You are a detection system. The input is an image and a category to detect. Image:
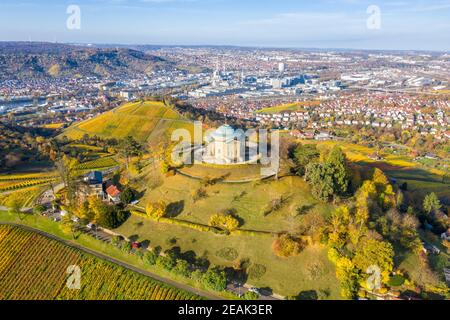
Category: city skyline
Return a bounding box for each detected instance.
[0,0,449,51]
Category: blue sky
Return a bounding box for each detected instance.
[0,0,449,51]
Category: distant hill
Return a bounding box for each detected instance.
[61,101,195,145]
[0,42,174,80]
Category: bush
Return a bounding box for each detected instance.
[209,213,240,231]
[216,247,238,261]
[272,234,303,257]
[143,250,158,265]
[173,259,191,277]
[247,264,266,280]
[156,254,176,271]
[120,241,132,254]
[243,291,259,300]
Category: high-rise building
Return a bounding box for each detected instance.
[278,62,285,73]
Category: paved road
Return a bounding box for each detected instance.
[0,222,222,300]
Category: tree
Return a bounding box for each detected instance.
[60,215,79,239]
[325,146,350,195]
[55,155,79,207]
[372,168,390,192]
[201,267,227,291]
[146,200,167,220]
[143,250,158,265]
[305,162,334,201]
[173,259,191,277]
[423,192,441,215]
[8,198,23,221]
[335,256,359,299]
[272,234,303,257]
[209,213,239,231]
[119,187,134,204]
[33,204,46,215]
[293,143,319,176]
[353,239,394,284]
[118,136,143,171]
[328,206,351,248]
[88,196,129,228]
[156,254,176,271]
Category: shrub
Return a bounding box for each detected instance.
[143,250,158,265]
[272,234,303,257]
[243,291,259,300]
[216,247,238,261]
[209,213,240,231]
[247,264,266,280]
[173,259,191,277]
[156,255,176,271]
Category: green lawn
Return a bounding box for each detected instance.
[121,167,340,298]
[114,214,341,298]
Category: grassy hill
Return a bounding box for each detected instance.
[62,101,195,145]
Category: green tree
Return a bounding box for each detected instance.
[293,143,319,176]
[143,250,158,265]
[156,254,176,271]
[423,192,441,215]
[119,187,134,204]
[201,267,227,291]
[173,259,191,277]
[325,146,350,195]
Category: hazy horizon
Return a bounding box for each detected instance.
[0,0,449,52]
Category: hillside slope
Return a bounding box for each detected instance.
[0,42,173,80]
[0,224,201,300]
[61,101,195,145]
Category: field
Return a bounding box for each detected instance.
[256,101,321,114]
[62,101,194,145]
[0,224,201,300]
[117,166,340,298]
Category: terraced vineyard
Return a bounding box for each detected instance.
[61,100,194,144]
[75,156,119,171]
[0,172,58,192]
[0,225,202,300]
[0,187,45,208]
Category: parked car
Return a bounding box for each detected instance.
[86,223,97,230]
[248,287,261,294]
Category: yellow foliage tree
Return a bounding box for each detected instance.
[146,200,167,220]
[209,213,239,231]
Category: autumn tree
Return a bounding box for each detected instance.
[423,192,441,215]
[353,239,394,284]
[209,213,239,231]
[146,200,167,220]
